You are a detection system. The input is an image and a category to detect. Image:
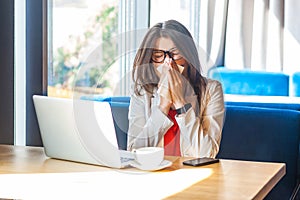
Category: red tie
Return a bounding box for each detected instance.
[164,109,181,156]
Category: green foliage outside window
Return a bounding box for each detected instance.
[50,4,118,94]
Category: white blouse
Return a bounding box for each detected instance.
[127,78,225,158]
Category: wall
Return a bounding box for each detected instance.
[26,0,44,146]
[0,0,14,144]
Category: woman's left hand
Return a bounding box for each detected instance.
[167,60,186,109]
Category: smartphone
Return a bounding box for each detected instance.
[183,157,219,167]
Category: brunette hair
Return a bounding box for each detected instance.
[132,19,207,105]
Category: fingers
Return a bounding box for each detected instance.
[167,67,183,95]
[168,67,181,86]
[165,61,188,105]
[159,95,172,115]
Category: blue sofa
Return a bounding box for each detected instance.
[208,67,289,96]
[217,105,300,199]
[88,96,300,199]
[292,72,300,97]
[225,101,300,111]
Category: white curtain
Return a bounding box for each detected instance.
[284,0,300,74]
[198,0,228,75]
[199,0,300,75]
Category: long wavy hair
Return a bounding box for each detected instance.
[132,19,207,105]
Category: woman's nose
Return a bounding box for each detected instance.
[164,54,172,62]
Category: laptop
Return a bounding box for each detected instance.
[32,95,134,169]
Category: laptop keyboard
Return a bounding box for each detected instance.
[121,157,134,163]
[119,150,134,164]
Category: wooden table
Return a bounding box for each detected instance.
[0,145,285,200]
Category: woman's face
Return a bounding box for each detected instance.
[151,37,187,69]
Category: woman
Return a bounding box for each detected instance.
[127,19,225,158]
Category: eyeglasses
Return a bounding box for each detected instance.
[151,48,183,63]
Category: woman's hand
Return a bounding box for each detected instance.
[168,60,186,109]
[159,95,172,115]
[157,62,172,115]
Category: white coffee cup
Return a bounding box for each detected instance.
[132,147,164,168]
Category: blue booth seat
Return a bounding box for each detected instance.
[209,67,289,96]
[217,105,300,199]
[110,102,130,150]
[292,72,300,97]
[81,95,130,103]
[225,101,300,111]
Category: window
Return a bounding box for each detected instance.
[150,0,200,43]
[47,0,198,99]
[48,0,119,98]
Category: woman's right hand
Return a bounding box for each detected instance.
[159,95,172,115]
[167,60,187,109]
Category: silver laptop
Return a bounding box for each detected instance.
[32,95,134,168]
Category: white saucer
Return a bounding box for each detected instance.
[130,160,172,171]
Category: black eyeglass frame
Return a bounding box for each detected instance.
[151,48,183,63]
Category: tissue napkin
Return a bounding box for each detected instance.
[157,63,172,101]
[156,63,185,102]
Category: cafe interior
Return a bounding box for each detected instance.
[1,0,300,199]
